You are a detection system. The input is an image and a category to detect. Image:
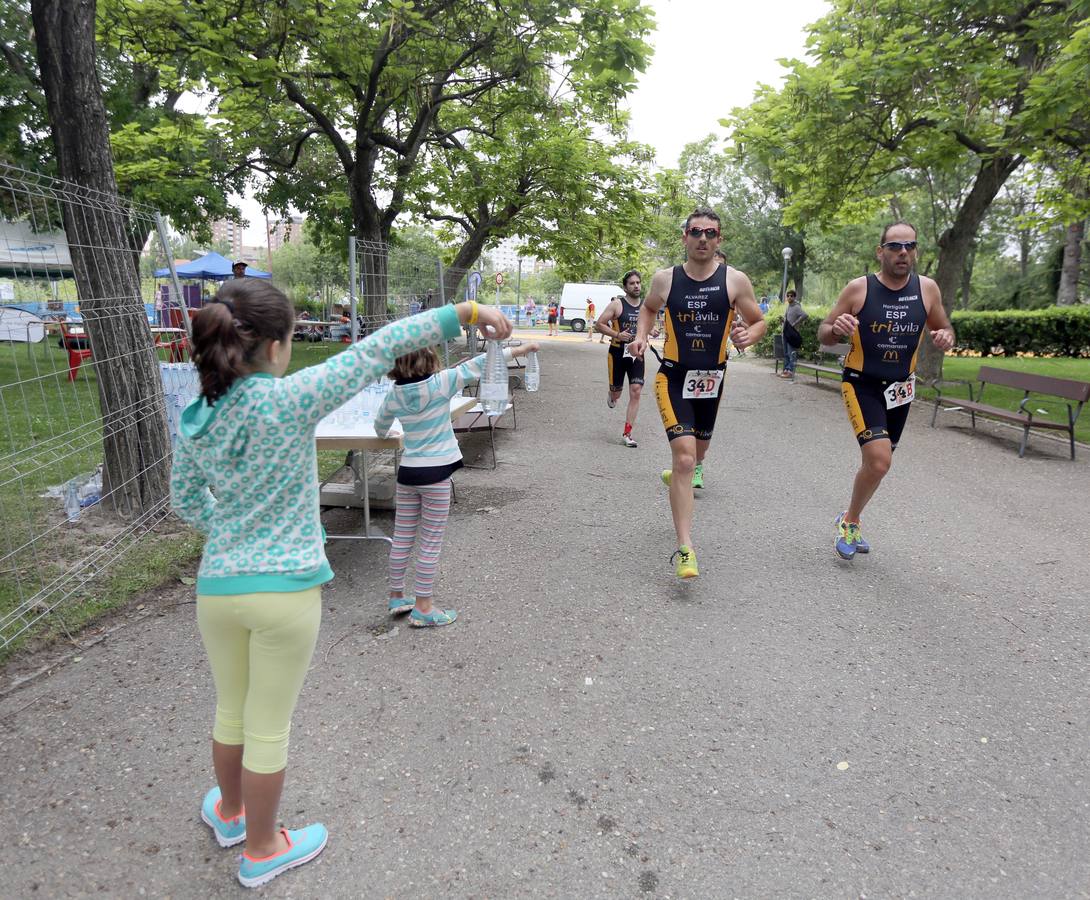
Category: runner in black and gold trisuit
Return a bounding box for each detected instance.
[628,207,765,579]
[595,271,651,447]
[818,221,955,560]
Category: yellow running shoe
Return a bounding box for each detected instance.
[671,545,698,579]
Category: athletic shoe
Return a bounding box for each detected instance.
[200,786,246,848]
[661,469,672,486]
[237,824,328,889]
[692,462,704,489]
[835,512,870,553]
[607,393,616,409]
[834,517,861,561]
[622,434,637,448]
[410,607,457,627]
[671,546,699,579]
[387,595,414,614]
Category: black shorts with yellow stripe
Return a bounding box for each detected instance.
[841,368,911,449]
[607,344,644,391]
[654,363,724,442]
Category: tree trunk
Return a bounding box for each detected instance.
[959,243,976,310]
[918,154,1023,381]
[1056,219,1085,306]
[444,228,494,302]
[31,0,171,519]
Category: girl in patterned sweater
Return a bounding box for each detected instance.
[171,279,510,888]
[376,340,539,626]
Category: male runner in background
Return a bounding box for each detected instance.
[629,208,765,578]
[817,221,954,560]
[596,270,649,447]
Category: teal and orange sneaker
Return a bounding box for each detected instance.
[238,824,328,889]
[200,786,246,848]
[835,512,870,554]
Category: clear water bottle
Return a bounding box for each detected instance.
[524,351,540,392]
[479,340,509,414]
[64,479,81,523]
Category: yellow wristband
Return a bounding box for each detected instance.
[468,301,479,325]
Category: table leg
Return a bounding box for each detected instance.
[321,449,392,544]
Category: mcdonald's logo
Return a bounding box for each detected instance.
[882,350,899,361]
[692,338,705,350]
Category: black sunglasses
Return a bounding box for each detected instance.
[686,227,720,239]
[881,240,918,252]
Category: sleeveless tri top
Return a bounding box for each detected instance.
[609,297,643,349]
[842,273,928,381]
[661,263,733,370]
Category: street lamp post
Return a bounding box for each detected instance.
[780,246,793,302]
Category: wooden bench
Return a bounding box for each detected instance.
[792,343,849,384]
[930,365,1090,459]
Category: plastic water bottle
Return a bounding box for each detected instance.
[479,340,509,414]
[64,479,81,523]
[524,351,540,392]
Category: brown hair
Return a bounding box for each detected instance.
[389,347,441,381]
[684,206,722,231]
[191,278,295,404]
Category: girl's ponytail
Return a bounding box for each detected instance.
[191,279,294,403]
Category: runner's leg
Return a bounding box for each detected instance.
[845,439,891,521]
[668,435,697,548]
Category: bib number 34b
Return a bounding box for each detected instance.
[883,374,915,409]
[683,369,723,399]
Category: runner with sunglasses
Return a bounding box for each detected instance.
[817,221,954,560]
[596,270,650,447]
[628,207,765,579]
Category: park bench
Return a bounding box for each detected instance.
[793,342,849,383]
[930,365,1090,459]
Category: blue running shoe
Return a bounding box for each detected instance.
[238,824,328,889]
[835,512,870,554]
[834,516,859,561]
[388,595,414,614]
[200,786,246,848]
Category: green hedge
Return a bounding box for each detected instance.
[949,306,1090,357]
[752,305,1090,359]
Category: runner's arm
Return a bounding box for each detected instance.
[728,269,766,349]
[922,277,955,351]
[594,300,622,339]
[817,278,865,345]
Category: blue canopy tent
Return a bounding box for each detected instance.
[154,251,271,280]
[153,252,271,325]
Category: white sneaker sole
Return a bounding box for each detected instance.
[238,833,328,888]
[201,809,246,848]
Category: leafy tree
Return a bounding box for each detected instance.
[115,0,654,320]
[730,0,1090,376]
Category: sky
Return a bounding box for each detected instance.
[240,0,829,242]
[625,0,829,167]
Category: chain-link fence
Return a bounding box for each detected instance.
[0,163,182,651]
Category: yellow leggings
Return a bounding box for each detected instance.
[196,587,322,774]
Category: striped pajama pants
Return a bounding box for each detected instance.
[388,479,452,597]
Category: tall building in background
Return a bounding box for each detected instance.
[268,215,305,252]
[488,235,547,274]
[210,218,244,258]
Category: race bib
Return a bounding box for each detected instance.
[623,341,637,359]
[883,375,915,409]
[682,369,723,399]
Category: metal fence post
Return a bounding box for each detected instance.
[348,236,358,342]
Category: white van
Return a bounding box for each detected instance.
[558,282,623,333]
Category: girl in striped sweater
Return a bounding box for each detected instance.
[375,339,540,626]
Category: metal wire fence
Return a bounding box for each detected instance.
[0,163,182,651]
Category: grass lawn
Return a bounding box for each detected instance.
[917,356,1090,445]
[0,336,389,661]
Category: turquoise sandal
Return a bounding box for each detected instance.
[409,607,457,627]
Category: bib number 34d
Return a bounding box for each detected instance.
[682,370,723,399]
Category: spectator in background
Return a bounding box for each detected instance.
[759,295,770,314]
[585,299,596,341]
[546,300,559,336]
[525,298,537,328]
[232,261,247,279]
[780,289,807,379]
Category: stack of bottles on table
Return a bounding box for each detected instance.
[324,377,394,427]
